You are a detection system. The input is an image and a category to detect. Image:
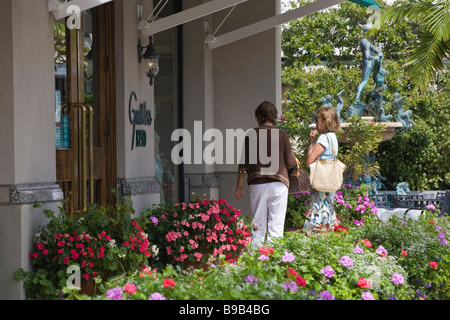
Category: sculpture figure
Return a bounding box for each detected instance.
[372,56,387,92]
[355,24,384,104]
[393,93,415,129]
[335,90,345,121]
[396,182,410,195]
[370,90,393,122]
[321,94,333,107]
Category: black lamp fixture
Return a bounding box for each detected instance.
[138,35,160,86]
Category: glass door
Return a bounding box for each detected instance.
[55,4,116,215]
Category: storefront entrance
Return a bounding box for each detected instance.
[55,3,116,214]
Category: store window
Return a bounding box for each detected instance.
[153,1,183,203]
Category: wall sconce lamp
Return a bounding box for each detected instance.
[138,35,160,86]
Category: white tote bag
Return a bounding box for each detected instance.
[309,134,346,192]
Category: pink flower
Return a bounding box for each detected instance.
[429,261,438,269]
[189,239,199,249]
[214,222,224,231]
[194,252,203,262]
[320,266,335,278]
[124,283,137,294]
[392,273,404,285]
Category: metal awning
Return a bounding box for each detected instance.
[49,0,114,20]
[139,0,248,38]
[49,0,380,48]
[207,0,349,49]
[138,0,381,49]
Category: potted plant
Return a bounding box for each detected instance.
[15,194,152,299]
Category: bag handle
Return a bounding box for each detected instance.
[292,157,301,177]
[324,133,337,161]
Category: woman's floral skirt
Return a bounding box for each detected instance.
[303,189,337,234]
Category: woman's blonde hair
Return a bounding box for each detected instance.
[316,106,341,132]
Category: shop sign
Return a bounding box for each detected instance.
[129,91,152,150]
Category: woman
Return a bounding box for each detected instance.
[304,106,341,234]
[235,101,297,245]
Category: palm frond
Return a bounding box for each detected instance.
[425,0,450,41]
[405,31,450,88]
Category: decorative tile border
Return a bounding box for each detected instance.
[117,177,161,196]
[9,183,64,204]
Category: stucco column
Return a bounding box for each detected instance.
[0,0,63,300]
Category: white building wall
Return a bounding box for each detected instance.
[0,0,60,300]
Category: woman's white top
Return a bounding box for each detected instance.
[316,132,338,160]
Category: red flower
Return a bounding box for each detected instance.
[296,276,307,287]
[286,267,306,287]
[429,261,438,269]
[163,278,176,288]
[258,246,274,255]
[287,267,298,277]
[334,225,348,233]
[357,278,372,289]
[363,239,372,248]
[124,283,137,294]
[400,250,408,257]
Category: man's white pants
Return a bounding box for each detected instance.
[249,182,288,245]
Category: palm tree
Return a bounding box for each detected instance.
[371,0,450,89]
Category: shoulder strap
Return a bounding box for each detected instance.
[325,133,337,157]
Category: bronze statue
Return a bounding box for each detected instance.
[355,24,383,104]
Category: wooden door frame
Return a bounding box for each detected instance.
[95,3,117,207]
[56,3,117,212]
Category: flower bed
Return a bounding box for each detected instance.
[18,192,450,301]
[82,199,449,301]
